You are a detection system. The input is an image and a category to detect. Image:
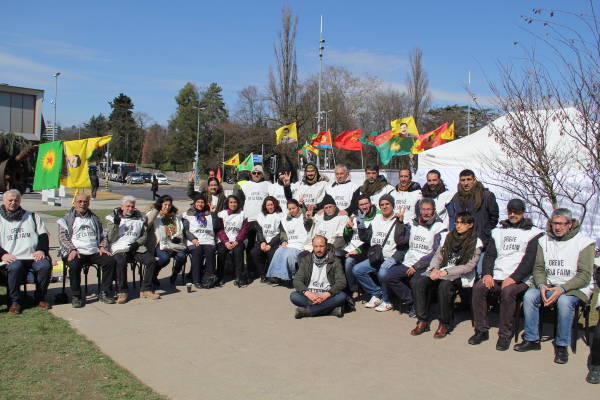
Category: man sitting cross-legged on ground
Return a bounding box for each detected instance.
[291,236,347,319]
[0,189,53,313]
[106,195,160,303]
[468,199,543,350]
[381,197,446,316]
[514,208,595,365]
[58,193,117,308]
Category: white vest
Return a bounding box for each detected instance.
[438,231,483,288]
[390,189,422,222]
[369,214,397,258]
[242,181,270,221]
[307,263,331,292]
[490,225,543,280]
[296,180,328,206]
[327,181,358,210]
[71,216,100,255]
[281,214,310,251]
[256,212,282,243]
[431,190,455,228]
[313,213,349,244]
[344,216,374,252]
[539,231,595,297]
[370,184,395,209]
[106,215,145,253]
[182,213,216,246]
[403,220,447,268]
[0,212,47,261]
[218,210,246,243]
[268,182,299,211]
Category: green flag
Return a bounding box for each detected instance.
[376,136,414,165]
[359,130,378,147]
[236,153,254,171]
[33,141,63,190]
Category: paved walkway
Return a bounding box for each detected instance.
[23,204,599,400]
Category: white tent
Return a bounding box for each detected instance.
[415,108,599,242]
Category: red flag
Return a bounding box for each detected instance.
[412,123,449,154]
[311,131,333,148]
[372,130,395,146]
[216,167,222,182]
[334,129,363,151]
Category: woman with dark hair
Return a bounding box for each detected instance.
[216,195,249,287]
[410,211,484,339]
[182,194,220,289]
[251,196,283,283]
[266,199,311,284]
[203,177,227,212]
[146,195,187,286]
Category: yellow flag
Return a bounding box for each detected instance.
[390,116,419,136]
[275,122,298,145]
[61,135,112,188]
[224,153,240,167]
[440,122,455,140]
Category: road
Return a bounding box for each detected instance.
[101,180,189,201]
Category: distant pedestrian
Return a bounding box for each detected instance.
[90,171,100,199]
[151,175,159,200]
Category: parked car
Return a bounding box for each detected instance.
[141,172,152,183]
[155,173,169,185]
[126,172,145,184]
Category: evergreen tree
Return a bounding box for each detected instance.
[108,94,139,162]
[166,83,200,169]
[199,82,229,163]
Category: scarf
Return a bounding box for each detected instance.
[396,181,419,192]
[312,252,328,268]
[0,205,25,221]
[456,180,484,211]
[323,208,339,221]
[359,176,389,197]
[160,212,177,237]
[421,182,447,199]
[194,210,208,227]
[439,227,477,268]
[499,217,533,230]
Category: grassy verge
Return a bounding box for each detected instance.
[0,288,167,400]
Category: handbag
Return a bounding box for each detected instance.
[367,218,397,268]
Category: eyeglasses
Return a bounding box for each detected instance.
[251,172,262,175]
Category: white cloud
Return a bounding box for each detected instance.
[326,49,407,76]
[0,51,56,74]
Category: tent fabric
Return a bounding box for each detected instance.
[415,107,599,242]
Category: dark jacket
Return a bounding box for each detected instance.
[293,247,347,295]
[358,215,404,253]
[482,218,543,282]
[151,177,159,191]
[449,187,499,246]
[90,173,100,188]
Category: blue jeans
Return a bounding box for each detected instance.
[267,247,301,280]
[290,291,347,316]
[344,257,359,293]
[155,248,187,270]
[6,258,52,304]
[523,288,581,346]
[352,258,393,302]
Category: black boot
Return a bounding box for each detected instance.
[554,345,569,364]
[468,330,489,345]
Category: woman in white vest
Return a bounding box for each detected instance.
[515,208,595,365]
[268,167,298,212]
[182,194,220,289]
[216,195,249,287]
[147,195,187,287]
[266,199,311,284]
[251,196,283,283]
[411,211,483,339]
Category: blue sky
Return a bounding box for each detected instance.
[1,0,583,128]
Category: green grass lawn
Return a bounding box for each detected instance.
[0,288,167,400]
[40,209,113,228]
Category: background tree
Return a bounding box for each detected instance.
[141,124,168,167]
[199,82,229,168]
[406,47,431,126]
[108,93,139,162]
[166,83,200,170]
[421,105,499,139]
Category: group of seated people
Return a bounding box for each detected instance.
[1,161,599,383]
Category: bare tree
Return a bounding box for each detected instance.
[406,47,431,126]
[268,6,299,126]
[234,85,267,127]
[483,4,599,232]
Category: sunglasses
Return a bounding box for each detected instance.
[251,172,262,175]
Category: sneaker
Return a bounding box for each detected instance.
[554,345,569,364]
[330,306,344,318]
[140,291,161,300]
[364,296,382,308]
[586,365,600,384]
[71,296,84,308]
[496,336,511,351]
[99,292,116,304]
[116,293,128,304]
[468,330,489,345]
[374,302,393,312]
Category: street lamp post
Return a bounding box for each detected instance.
[194,106,206,181]
[52,72,61,141]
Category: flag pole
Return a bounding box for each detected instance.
[360,146,364,169]
[467,70,471,136]
[316,15,325,169]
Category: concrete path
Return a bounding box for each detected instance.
[22,203,599,400]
